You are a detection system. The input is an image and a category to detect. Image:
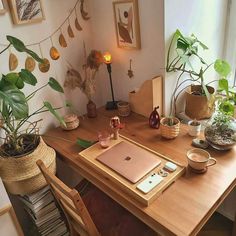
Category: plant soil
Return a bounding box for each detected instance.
[205,126,235,146]
[0,135,40,158]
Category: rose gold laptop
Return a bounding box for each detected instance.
[96,141,161,183]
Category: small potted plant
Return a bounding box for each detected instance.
[0,36,65,195]
[160,116,180,139]
[166,29,215,119]
[188,119,201,137]
[204,59,236,150]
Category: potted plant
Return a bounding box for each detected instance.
[204,59,236,150]
[160,116,180,139]
[166,29,215,119]
[188,119,201,137]
[0,36,65,195]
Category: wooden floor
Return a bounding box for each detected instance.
[198,212,234,236]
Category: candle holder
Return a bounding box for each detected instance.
[103,52,117,110]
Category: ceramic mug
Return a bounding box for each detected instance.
[186,148,216,170]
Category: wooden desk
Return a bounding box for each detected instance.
[44,108,236,236]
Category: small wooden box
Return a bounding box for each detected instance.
[78,135,185,206]
[129,76,163,117]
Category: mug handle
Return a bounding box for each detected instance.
[207,157,217,167]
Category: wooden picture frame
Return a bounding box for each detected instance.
[113,0,141,49]
[8,0,45,25]
[0,205,24,236]
[0,0,6,14]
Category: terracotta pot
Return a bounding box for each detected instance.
[87,100,97,118]
[0,138,56,195]
[185,85,214,120]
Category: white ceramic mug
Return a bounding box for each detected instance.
[186,148,216,170]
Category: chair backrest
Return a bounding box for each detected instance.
[36,160,100,236]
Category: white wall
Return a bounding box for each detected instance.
[0,0,96,133]
[164,0,228,115]
[90,0,165,108]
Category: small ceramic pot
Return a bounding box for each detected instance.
[188,120,201,137]
[117,101,131,117]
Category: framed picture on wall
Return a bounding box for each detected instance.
[113,0,141,49]
[0,0,7,14]
[8,0,45,25]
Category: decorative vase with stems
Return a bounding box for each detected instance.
[64,48,103,118]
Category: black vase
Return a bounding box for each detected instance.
[87,100,97,118]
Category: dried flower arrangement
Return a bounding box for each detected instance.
[64,45,103,101]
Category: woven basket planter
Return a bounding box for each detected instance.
[160,117,180,139]
[0,137,56,195]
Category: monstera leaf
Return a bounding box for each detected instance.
[0,88,28,119]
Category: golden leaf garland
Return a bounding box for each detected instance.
[50,46,60,60]
[59,33,67,48]
[25,56,36,72]
[38,58,50,73]
[9,53,18,71]
[67,25,75,38]
[75,18,83,31]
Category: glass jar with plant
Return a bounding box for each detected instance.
[166,29,215,120]
[204,59,236,150]
[0,36,65,195]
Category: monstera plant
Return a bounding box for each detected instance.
[0,36,65,195]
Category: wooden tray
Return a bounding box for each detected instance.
[78,135,185,206]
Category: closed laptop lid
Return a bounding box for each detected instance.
[96,141,161,183]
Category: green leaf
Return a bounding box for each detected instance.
[48,77,64,93]
[15,77,24,89]
[25,49,43,63]
[198,41,208,50]
[214,59,231,78]
[4,73,24,89]
[6,36,26,52]
[0,88,28,119]
[19,69,37,86]
[5,73,19,85]
[219,100,234,115]
[219,79,229,96]
[177,38,189,52]
[43,101,65,126]
[6,36,43,63]
[76,137,96,149]
[202,80,211,100]
[174,29,182,38]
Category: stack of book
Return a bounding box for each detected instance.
[19,186,69,236]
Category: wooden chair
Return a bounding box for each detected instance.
[37,160,156,236]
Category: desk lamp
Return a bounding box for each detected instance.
[103,52,117,110]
